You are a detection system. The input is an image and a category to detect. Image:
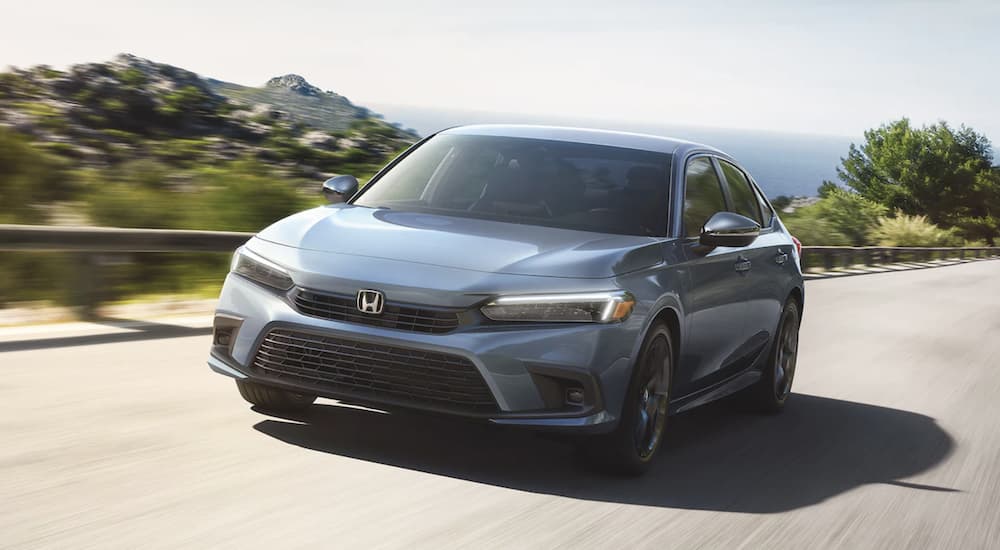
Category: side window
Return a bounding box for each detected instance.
[719,161,762,224]
[752,183,774,227]
[683,157,727,237]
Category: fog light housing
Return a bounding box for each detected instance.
[212,315,243,356]
[566,387,585,405]
[213,327,233,347]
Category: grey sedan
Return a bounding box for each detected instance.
[208,125,804,475]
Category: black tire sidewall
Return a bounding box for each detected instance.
[236,379,315,411]
[585,323,673,475]
[761,300,800,410]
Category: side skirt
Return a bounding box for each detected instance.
[668,346,768,415]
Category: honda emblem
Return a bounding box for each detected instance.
[356,289,385,314]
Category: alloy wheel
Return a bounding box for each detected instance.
[773,312,799,400]
[633,337,669,459]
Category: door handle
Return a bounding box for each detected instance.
[774,250,788,265]
[735,256,752,273]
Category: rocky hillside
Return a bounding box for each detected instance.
[0,53,418,181]
[208,73,382,133]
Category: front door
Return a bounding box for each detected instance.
[717,160,787,366]
[674,156,752,396]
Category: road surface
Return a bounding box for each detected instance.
[3,260,1000,549]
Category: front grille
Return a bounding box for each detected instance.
[252,328,498,413]
[293,288,461,334]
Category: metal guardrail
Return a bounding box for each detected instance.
[800,246,1000,271]
[0,225,252,318]
[0,224,252,252]
[1,224,998,316]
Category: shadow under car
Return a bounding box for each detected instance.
[252,392,956,513]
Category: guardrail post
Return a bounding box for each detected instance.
[69,253,100,320]
[824,251,834,271]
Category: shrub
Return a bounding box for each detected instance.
[83,160,184,228]
[780,188,886,245]
[101,98,128,113]
[118,67,147,87]
[185,159,310,232]
[782,214,851,246]
[869,213,962,247]
[157,85,212,119]
[0,128,67,223]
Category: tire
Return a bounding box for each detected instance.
[748,299,801,413]
[235,379,316,412]
[580,323,673,476]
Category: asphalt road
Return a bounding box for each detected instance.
[3,260,1000,549]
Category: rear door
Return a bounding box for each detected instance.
[675,156,751,395]
[717,159,788,362]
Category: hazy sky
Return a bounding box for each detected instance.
[3,0,998,139]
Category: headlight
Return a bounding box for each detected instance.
[481,291,635,323]
[230,247,293,291]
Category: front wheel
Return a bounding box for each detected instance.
[748,299,801,413]
[235,379,316,412]
[579,323,673,476]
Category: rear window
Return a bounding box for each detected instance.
[353,134,672,236]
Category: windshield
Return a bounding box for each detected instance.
[353,134,672,237]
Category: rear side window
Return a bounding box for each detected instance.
[683,157,727,237]
[719,160,762,224]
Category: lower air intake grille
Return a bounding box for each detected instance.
[252,328,498,413]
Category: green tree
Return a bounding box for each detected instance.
[838,119,999,243]
[817,181,839,197]
[782,188,886,246]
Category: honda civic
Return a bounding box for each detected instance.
[208,125,804,475]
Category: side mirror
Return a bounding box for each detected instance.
[700,211,761,248]
[322,175,359,204]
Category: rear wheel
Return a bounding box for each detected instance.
[580,323,672,476]
[749,299,800,412]
[235,379,316,412]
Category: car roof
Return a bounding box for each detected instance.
[439,124,724,157]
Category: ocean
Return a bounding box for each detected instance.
[369,104,856,199]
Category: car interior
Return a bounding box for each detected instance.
[405,139,672,237]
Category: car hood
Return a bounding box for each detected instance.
[254,205,664,279]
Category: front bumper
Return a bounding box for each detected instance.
[209,272,642,432]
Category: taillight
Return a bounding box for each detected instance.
[791,236,802,257]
